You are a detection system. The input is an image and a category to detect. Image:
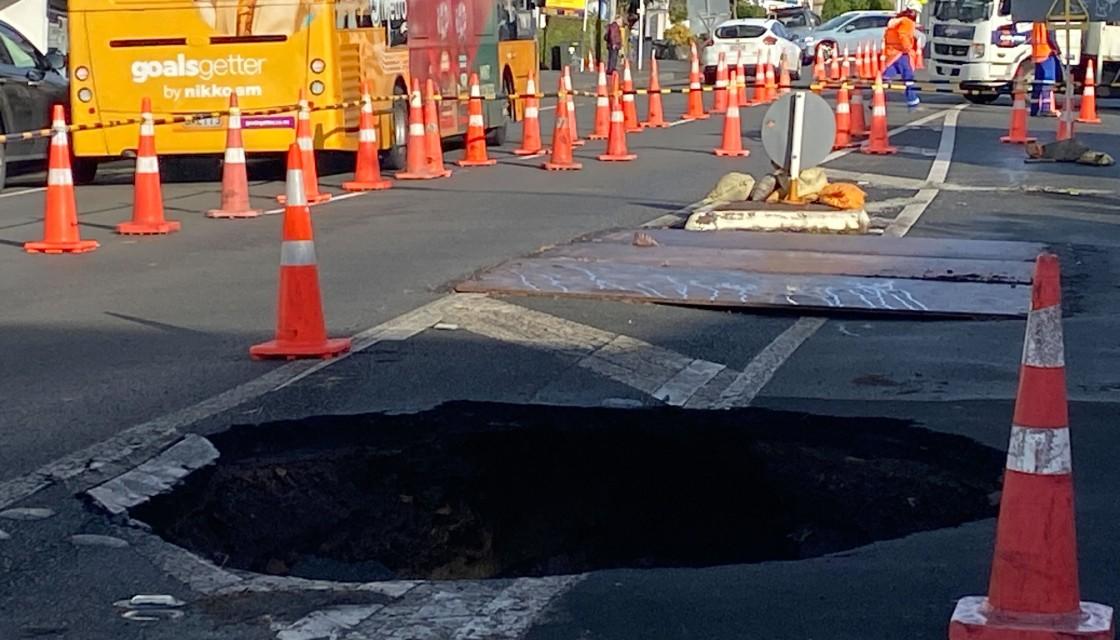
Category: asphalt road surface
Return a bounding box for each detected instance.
[1,77,1119,640]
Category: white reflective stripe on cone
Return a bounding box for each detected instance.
[52,131,68,146]
[469,115,484,127]
[410,123,425,136]
[525,107,539,118]
[623,94,634,102]
[228,114,242,129]
[361,103,373,114]
[298,137,313,151]
[359,128,377,143]
[596,97,608,106]
[873,106,886,116]
[48,168,73,186]
[1006,425,1072,475]
[225,147,246,164]
[1022,304,1065,367]
[837,103,850,113]
[280,240,317,266]
[728,105,739,117]
[135,155,159,174]
[285,169,307,206]
[611,110,623,122]
[140,122,155,137]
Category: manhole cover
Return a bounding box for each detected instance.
[134,402,1003,581]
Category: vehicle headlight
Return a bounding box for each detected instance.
[972,43,985,59]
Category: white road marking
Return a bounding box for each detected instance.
[0,187,46,199]
[822,108,953,164]
[263,190,366,215]
[702,104,966,408]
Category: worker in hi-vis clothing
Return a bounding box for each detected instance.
[1030,22,1062,117]
[882,3,921,109]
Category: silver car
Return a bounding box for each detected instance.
[798,10,927,64]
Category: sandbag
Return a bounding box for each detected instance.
[818,183,867,211]
[702,172,756,204]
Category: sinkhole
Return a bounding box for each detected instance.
[134,402,1003,582]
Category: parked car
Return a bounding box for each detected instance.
[798,10,927,64]
[768,5,822,42]
[0,19,68,191]
[702,18,803,84]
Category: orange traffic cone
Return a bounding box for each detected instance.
[396,80,439,178]
[949,253,1114,640]
[622,60,642,132]
[422,78,452,177]
[683,41,709,120]
[735,52,749,106]
[25,105,99,254]
[712,52,729,114]
[642,56,669,128]
[117,97,179,235]
[862,74,897,155]
[829,51,841,81]
[765,54,778,102]
[459,73,497,167]
[543,77,582,171]
[871,44,882,79]
[850,87,868,139]
[1057,92,1075,141]
[208,95,261,218]
[714,70,749,157]
[277,91,330,205]
[813,49,827,84]
[590,64,611,139]
[1078,62,1101,124]
[754,50,768,105]
[1001,81,1036,144]
[599,74,636,162]
[841,46,852,80]
[563,66,586,146]
[251,143,351,361]
[857,43,868,80]
[779,56,792,95]
[833,82,853,150]
[344,82,393,190]
[514,73,545,155]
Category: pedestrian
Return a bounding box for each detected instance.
[882,2,921,109]
[605,15,623,75]
[1029,21,1062,117]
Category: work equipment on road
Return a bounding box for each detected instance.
[713,52,729,114]
[458,74,497,167]
[250,144,351,361]
[207,95,261,218]
[117,97,180,236]
[702,172,756,204]
[564,66,585,146]
[715,70,749,158]
[949,253,1115,640]
[423,79,453,179]
[1026,139,1115,166]
[514,73,545,155]
[1078,63,1101,124]
[850,88,868,139]
[862,75,897,155]
[622,61,642,133]
[599,75,637,162]
[24,106,99,255]
[343,82,393,191]
[543,78,582,171]
[590,65,611,140]
[833,83,853,150]
[1001,82,1036,145]
[278,91,330,205]
[642,57,669,129]
[683,42,709,120]
[396,80,440,179]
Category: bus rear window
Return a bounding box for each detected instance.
[110,37,187,47]
[209,35,288,44]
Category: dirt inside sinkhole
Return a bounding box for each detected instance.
[133,402,1003,582]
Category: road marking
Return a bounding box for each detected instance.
[263,191,366,215]
[702,104,966,408]
[822,108,953,164]
[0,187,46,200]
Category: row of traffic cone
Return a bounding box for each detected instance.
[1002,63,1101,146]
[827,75,894,154]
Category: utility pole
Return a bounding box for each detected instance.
[595,0,604,66]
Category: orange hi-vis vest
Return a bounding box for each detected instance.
[884,16,917,62]
[1032,22,1052,62]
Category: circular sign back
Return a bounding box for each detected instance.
[760,92,837,172]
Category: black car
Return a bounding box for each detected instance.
[0,19,68,191]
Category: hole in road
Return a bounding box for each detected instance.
[134,402,1003,581]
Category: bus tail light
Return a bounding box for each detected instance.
[74,66,90,81]
[310,80,325,96]
[77,88,93,103]
[310,58,326,73]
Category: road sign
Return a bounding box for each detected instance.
[761,91,835,173]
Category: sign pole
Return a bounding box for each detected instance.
[596,0,604,69]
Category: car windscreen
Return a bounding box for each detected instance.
[932,0,993,22]
[715,24,768,38]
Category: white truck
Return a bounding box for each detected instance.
[928,0,1120,101]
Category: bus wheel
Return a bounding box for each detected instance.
[72,158,99,185]
[381,86,410,171]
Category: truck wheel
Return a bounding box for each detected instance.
[964,93,999,105]
[381,85,409,171]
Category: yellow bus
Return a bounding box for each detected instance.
[66,0,537,182]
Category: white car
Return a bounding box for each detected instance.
[702,18,803,84]
[798,10,927,64]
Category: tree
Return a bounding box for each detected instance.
[670,0,688,23]
[732,0,767,18]
[821,0,853,19]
